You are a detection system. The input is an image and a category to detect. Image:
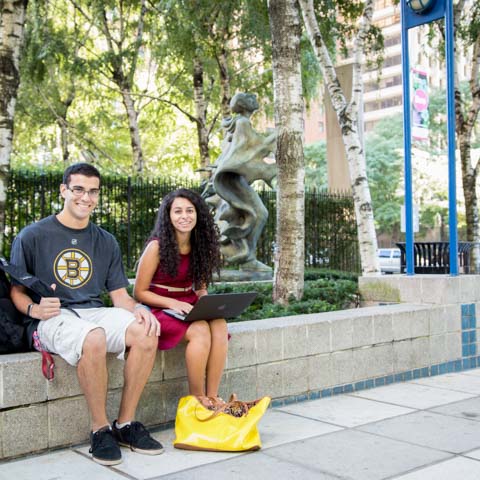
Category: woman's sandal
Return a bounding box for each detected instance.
[196,395,215,410]
[208,396,226,408]
[196,395,226,410]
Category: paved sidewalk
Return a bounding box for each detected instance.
[2,369,480,479]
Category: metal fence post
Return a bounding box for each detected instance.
[127,176,132,270]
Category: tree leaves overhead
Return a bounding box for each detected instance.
[14,0,277,174]
[312,0,382,58]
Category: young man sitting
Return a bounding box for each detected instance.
[10,163,163,465]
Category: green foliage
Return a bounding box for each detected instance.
[304,268,359,282]
[312,0,384,66]
[13,0,276,175]
[303,141,327,190]
[366,115,404,235]
[300,35,322,104]
[429,84,480,151]
[210,270,359,322]
[418,204,447,239]
[102,270,359,317]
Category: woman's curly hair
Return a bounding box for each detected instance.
[148,188,221,288]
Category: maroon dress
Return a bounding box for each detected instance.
[150,253,198,350]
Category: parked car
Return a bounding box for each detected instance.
[378,248,401,274]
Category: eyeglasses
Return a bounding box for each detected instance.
[66,186,101,199]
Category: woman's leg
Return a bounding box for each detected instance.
[184,320,211,397]
[205,318,228,398]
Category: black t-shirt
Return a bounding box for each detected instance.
[10,215,129,308]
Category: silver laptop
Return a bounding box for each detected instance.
[163,292,257,322]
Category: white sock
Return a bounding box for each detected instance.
[115,420,131,429]
[92,425,111,434]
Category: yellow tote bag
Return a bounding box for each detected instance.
[174,395,271,452]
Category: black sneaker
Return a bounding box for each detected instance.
[113,420,164,455]
[89,426,122,466]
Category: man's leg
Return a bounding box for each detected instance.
[117,321,158,423]
[37,312,111,429]
[77,328,110,430]
[93,307,163,456]
[37,310,121,465]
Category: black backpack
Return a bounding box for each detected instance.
[0,269,27,353]
[0,257,59,378]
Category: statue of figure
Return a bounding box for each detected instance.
[204,93,277,272]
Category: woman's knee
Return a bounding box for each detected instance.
[186,320,212,349]
[82,328,107,357]
[209,318,228,342]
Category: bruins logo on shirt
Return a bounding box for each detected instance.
[54,249,93,288]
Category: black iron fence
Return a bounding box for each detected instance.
[3,169,360,273]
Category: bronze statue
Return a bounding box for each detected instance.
[204,93,277,272]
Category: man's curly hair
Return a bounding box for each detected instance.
[148,188,221,288]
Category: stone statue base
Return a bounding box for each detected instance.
[215,269,273,282]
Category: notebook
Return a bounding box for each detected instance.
[163,292,257,322]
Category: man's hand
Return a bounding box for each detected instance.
[36,296,61,320]
[134,306,161,337]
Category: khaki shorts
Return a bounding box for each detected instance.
[37,307,136,366]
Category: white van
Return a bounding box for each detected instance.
[378,248,401,274]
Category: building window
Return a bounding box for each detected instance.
[364,74,402,92]
[364,96,402,112]
[384,34,401,48]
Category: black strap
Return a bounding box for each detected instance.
[0,256,80,316]
[0,256,55,297]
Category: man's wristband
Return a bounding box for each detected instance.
[27,303,35,318]
[134,303,151,312]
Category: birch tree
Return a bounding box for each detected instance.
[19,0,84,164]
[268,0,305,303]
[158,0,272,170]
[299,0,380,275]
[69,0,151,173]
[0,0,28,251]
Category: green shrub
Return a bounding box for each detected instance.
[103,270,359,321]
[210,271,359,322]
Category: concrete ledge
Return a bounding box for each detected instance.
[0,290,472,460]
[359,274,480,305]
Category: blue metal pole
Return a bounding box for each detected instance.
[401,0,415,275]
[445,0,458,275]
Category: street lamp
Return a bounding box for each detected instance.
[401,0,458,275]
[406,0,436,14]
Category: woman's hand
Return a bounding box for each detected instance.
[169,300,193,314]
[196,288,208,298]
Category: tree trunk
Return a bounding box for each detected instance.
[193,56,210,170]
[453,1,480,272]
[299,0,379,275]
[97,1,145,173]
[58,89,75,163]
[0,0,28,252]
[216,47,231,119]
[57,117,70,163]
[269,0,305,304]
[120,88,143,173]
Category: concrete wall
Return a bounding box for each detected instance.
[1,275,479,459]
